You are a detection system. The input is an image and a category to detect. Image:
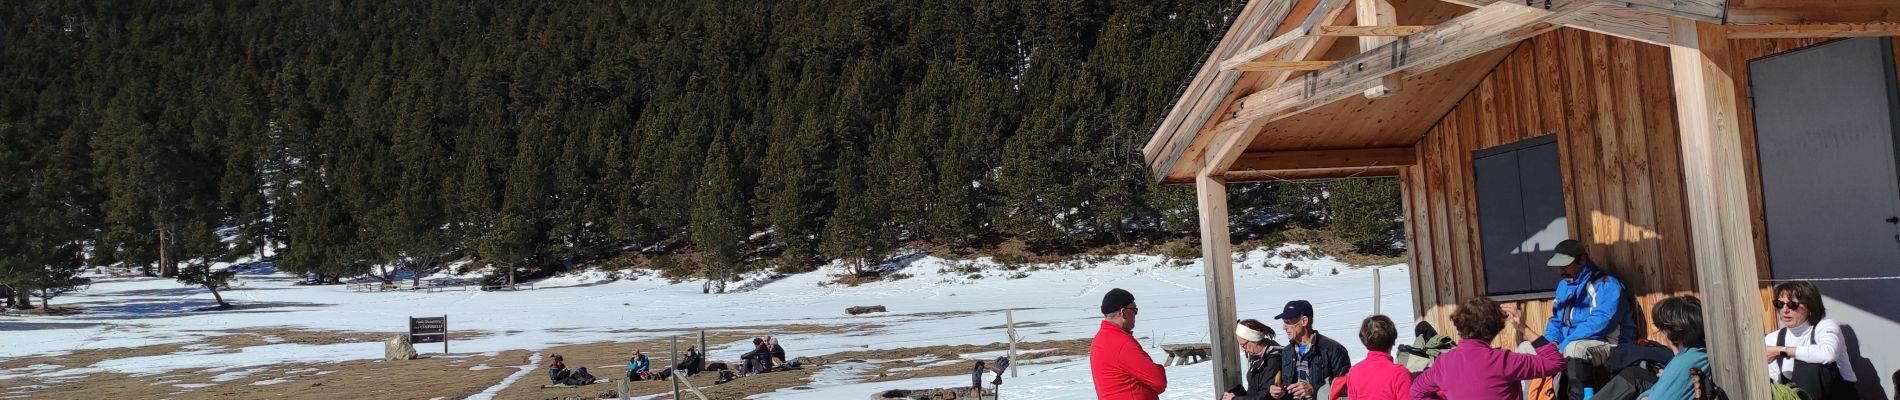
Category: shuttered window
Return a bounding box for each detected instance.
[1472,134,1567,295]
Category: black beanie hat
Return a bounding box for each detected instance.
[1101,288,1135,315]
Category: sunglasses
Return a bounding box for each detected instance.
[1773,300,1803,310]
[1124,306,1138,315]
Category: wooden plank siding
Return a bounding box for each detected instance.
[1402,28,1700,345]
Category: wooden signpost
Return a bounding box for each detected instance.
[410,316,448,354]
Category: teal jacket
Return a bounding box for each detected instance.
[1640,347,1708,400]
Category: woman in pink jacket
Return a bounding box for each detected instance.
[1411,297,1567,400]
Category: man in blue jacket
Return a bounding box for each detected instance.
[1543,239,1637,400]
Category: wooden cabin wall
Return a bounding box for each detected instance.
[1402,28,1700,346]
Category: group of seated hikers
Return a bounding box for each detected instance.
[546,337,801,387]
[740,336,789,375]
[1203,239,1863,400]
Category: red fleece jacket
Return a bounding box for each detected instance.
[1091,320,1167,399]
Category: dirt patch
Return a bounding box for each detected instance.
[0,342,188,371]
[980,321,1050,330]
[821,339,1093,383]
[547,323,860,337]
[493,326,860,400]
[0,350,530,399]
[190,327,394,349]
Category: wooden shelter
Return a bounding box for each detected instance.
[1144,0,1900,396]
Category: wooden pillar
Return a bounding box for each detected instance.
[1195,173,1242,391]
[1666,19,1772,399]
[1354,0,1401,98]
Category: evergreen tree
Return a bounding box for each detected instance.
[1329,178,1405,253]
[175,221,235,309]
[822,148,894,275]
[690,137,751,293]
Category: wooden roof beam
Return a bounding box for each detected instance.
[1726,22,1900,39]
[1230,61,1340,71]
[1436,0,1678,45]
[1354,0,1404,98]
[1318,25,1433,36]
[1224,166,1403,182]
[1201,0,1359,178]
[1145,0,1300,181]
[1233,0,1600,126]
[1725,5,1900,25]
[1219,0,1358,72]
[1230,147,1417,171]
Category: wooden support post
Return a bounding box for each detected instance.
[1005,310,1020,378]
[1372,269,1382,316]
[1195,173,1242,392]
[680,335,687,398]
[1354,0,1401,98]
[1666,19,1772,400]
[1228,60,1339,71]
[698,330,706,369]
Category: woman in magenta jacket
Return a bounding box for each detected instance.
[1411,297,1567,400]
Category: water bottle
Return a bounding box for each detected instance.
[1583,387,1595,400]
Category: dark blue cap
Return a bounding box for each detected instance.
[1274,300,1314,321]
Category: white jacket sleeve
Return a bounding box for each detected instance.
[1792,319,1843,365]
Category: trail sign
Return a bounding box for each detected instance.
[410,316,448,353]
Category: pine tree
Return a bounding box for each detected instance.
[1329,178,1405,253]
[690,137,750,293]
[822,148,894,275]
[175,221,235,309]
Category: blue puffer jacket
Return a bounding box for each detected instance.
[1543,262,1637,348]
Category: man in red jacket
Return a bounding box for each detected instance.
[1091,288,1167,399]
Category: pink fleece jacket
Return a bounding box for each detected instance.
[1410,338,1565,400]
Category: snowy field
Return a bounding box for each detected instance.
[0,244,1410,399]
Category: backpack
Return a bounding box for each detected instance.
[561,367,595,386]
[1774,327,1852,399]
[1526,376,1560,400]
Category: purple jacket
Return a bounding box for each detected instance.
[1410,338,1565,400]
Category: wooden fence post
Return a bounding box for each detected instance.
[1005,310,1019,378]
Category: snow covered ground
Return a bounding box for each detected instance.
[0,244,1410,399]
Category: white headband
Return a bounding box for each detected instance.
[1236,325,1266,342]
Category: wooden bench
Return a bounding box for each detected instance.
[1161,343,1212,366]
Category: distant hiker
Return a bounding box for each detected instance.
[1765,281,1857,399]
[1543,239,1638,400]
[678,346,704,376]
[766,337,787,368]
[549,354,573,384]
[1327,315,1411,400]
[742,337,770,375]
[1273,300,1350,400]
[1410,297,1565,400]
[628,350,651,381]
[1224,319,1283,400]
[1090,288,1167,399]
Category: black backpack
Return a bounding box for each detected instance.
[1775,327,1854,399]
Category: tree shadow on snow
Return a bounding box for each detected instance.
[91,286,291,298]
[0,321,106,332]
[63,299,329,321]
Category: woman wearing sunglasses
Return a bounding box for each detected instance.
[1763,281,1858,399]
